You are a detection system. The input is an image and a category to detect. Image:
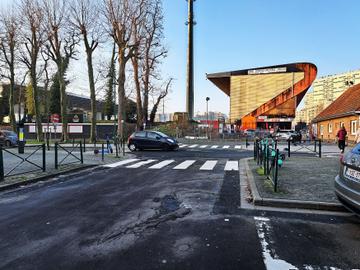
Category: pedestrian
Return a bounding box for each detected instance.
[336,124,347,153]
[354,126,360,144]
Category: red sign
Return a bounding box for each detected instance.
[51,114,60,123]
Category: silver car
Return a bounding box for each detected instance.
[335,143,360,214]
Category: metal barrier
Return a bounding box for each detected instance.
[286,139,322,158]
[0,144,46,182]
[55,142,83,169]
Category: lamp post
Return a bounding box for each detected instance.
[206,97,210,139]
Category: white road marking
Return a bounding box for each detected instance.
[148,160,175,169]
[211,145,219,149]
[103,159,140,168]
[235,145,242,149]
[223,145,230,149]
[224,161,239,171]
[199,145,208,148]
[173,160,196,170]
[189,144,198,148]
[126,159,157,168]
[179,144,188,148]
[200,160,218,171]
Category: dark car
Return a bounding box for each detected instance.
[335,143,360,215]
[0,130,19,147]
[128,131,179,151]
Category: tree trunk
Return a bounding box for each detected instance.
[117,49,126,139]
[131,56,143,130]
[59,63,68,142]
[9,75,16,131]
[31,66,43,141]
[86,50,97,143]
[149,96,162,124]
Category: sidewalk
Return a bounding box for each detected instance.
[245,155,346,211]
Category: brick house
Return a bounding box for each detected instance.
[312,83,360,142]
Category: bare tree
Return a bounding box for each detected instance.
[104,0,146,138]
[0,9,20,131]
[19,0,45,141]
[141,0,167,126]
[149,77,172,123]
[42,0,78,141]
[70,0,103,143]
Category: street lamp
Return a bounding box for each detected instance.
[206,97,210,139]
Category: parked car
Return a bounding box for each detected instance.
[0,130,19,147]
[335,144,360,215]
[127,131,179,151]
[275,130,301,142]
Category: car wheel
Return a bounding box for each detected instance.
[5,140,11,147]
[128,143,137,152]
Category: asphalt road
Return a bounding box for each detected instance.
[0,146,359,270]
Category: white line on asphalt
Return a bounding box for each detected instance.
[148,160,175,169]
[224,161,239,171]
[126,159,157,168]
[211,145,219,149]
[235,145,242,149]
[173,160,196,170]
[223,145,230,149]
[200,160,218,171]
[179,144,188,148]
[199,145,208,148]
[189,144,198,148]
[103,159,140,168]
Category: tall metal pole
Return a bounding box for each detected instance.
[186,0,195,120]
[206,97,210,138]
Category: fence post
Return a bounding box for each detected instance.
[314,139,317,153]
[47,134,50,151]
[0,146,4,182]
[80,141,84,164]
[287,139,291,158]
[102,143,104,162]
[274,149,279,192]
[115,139,119,158]
[246,136,248,148]
[266,146,270,175]
[72,138,75,147]
[55,142,58,170]
[253,140,257,160]
[83,137,86,153]
[42,144,46,172]
[319,139,322,158]
[122,138,125,156]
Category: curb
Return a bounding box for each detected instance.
[0,164,97,192]
[243,158,347,212]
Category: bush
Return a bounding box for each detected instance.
[152,124,177,137]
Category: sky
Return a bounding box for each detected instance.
[2,0,360,116]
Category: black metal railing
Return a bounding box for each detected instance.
[0,144,46,182]
[55,142,83,169]
[286,139,322,158]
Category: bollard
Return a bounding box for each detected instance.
[319,139,322,158]
[287,139,291,158]
[47,134,50,151]
[253,141,257,160]
[55,142,58,170]
[102,143,104,162]
[314,140,317,153]
[0,146,4,181]
[83,137,86,153]
[42,144,46,172]
[115,141,119,158]
[80,141,84,164]
[72,138,75,147]
[274,149,279,192]
[246,137,248,148]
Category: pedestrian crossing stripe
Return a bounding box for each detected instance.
[177,144,244,150]
[173,160,196,169]
[105,159,238,171]
[189,144,198,148]
[223,145,230,149]
[235,145,242,149]
[211,145,218,149]
[148,160,175,169]
[199,145,208,148]
[126,159,157,168]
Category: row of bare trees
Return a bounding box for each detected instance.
[0,0,170,142]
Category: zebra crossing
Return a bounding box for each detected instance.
[104,158,239,171]
[179,143,243,150]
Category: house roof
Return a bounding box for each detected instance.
[313,83,360,123]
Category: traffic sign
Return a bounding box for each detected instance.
[51,114,60,123]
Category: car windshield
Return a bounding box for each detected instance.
[3,131,16,136]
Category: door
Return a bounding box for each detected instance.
[146,132,162,149]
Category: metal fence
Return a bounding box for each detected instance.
[285,139,322,158]
[55,142,83,169]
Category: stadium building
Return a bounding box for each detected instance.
[207,63,317,130]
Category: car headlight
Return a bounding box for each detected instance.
[166,138,175,143]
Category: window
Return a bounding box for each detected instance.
[135,131,146,138]
[351,120,357,135]
[328,123,332,133]
[320,125,324,135]
[147,132,159,139]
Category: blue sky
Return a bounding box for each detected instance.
[162,0,360,115]
[2,0,360,115]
